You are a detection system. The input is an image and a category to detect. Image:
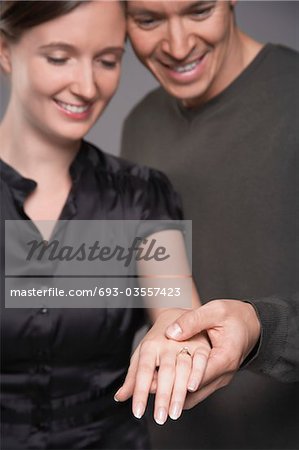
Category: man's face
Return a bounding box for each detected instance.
[127,1,238,107]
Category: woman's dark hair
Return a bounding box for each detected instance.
[0,1,88,42]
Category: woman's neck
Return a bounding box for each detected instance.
[0,106,82,230]
[0,105,81,183]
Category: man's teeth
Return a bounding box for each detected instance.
[172,60,199,73]
[57,101,90,113]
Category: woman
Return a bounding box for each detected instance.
[0,1,210,449]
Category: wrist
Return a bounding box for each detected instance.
[245,302,262,350]
[239,300,262,367]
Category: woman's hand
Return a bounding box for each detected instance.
[114,309,211,424]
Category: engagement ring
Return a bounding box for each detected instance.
[178,346,192,357]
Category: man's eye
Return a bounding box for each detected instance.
[190,6,215,20]
[134,16,161,30]
[46,56,68,65]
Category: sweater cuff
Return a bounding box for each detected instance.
[240,297,289,376]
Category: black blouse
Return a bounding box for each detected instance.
[0,140,183,449]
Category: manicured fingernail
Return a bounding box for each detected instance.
[133,402,145,419]
[169,402,182,420]
[188,380,198,392]
[155,407,167,425]
[166,323,182,339]
[114,389,121,402]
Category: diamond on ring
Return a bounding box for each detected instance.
[178,346,192,357]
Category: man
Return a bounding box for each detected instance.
[121,1,299,448]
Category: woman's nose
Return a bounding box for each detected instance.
[70,62,98,100]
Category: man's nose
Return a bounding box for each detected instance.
[161,19,196,61]
[71,62,98,100]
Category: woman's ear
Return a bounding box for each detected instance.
[0,33,12,74]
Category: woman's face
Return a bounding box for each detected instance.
[2,1,126,143]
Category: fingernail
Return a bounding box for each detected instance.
[169,402,182,420]
[155,407,167,425]
[133,402,145,419]
[114,389,120,402]
[166,323,182,339]
[188,380,198,392]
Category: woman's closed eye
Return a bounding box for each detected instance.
[98,58,118,69]
[95,50,123,70]
[46,56,69,65]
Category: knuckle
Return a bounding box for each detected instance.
[160,361,176,373]
[212,299,228,316]
[155,392,170,404]
[138,362,154,375]
[194,349,209,360]
[211,352,228,371]
[186,310,201,331]
[177,357,191,370]
[126,364,137,378]
[134,392,149,403]
[172,394,185,404]
[134,386,149,397]
[124,370,134,383]
[140,339,157,353]
[216,352,238,372]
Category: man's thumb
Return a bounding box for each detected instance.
[166,309,203,340]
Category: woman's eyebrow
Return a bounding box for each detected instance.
[38,42,76,51]
[38,42,125,55]
[96,47,125,56]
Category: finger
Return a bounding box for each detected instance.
[168,350,192,420]
[131,345,157,420]
[150,370,158,394]
[114,350,139,402]
[154,352,176,425]
[165,301,224,341]
[184,373,234,409]
[187,347,210,392]
[201,347,239,388]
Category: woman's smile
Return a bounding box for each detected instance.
[54,98,94,120]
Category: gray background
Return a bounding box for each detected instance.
[0,2,299,449]
[1,1,299,156]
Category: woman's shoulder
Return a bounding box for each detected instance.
[82,139,168,184]
[82,140,183,220]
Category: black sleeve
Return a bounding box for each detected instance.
[135,168,185,241]
[141,168,183,221]
[242,292,299,383]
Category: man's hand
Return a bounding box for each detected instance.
[165,300,261,408]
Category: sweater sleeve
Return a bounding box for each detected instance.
[242,292,299,383]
